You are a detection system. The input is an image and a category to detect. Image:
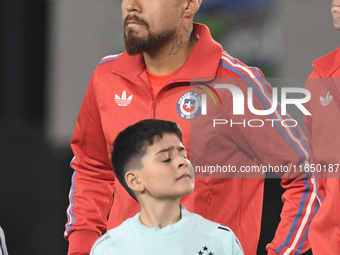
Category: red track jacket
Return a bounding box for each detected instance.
[65,23,318,255]
[304,47,340,255]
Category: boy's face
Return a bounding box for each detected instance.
[137,133,194,200]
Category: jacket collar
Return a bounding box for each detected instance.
[313,47,340,77]
[109,23,223,83]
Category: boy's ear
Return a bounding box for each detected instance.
[182,0,202,18]
[125,170,145,193]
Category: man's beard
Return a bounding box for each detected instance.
[124,15,176,56]
[334,18,340,30]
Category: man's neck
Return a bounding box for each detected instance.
[138,198,182,229]
[143,26,197,75]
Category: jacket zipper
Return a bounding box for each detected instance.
[151,101,155,118]
[151,80,187,119]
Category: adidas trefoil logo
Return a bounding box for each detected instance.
[115,90,133,107]
[320,91,333,107]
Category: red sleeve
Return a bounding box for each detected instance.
[303,71,325,202]
[304,71,317,168]
[65,70,115,255]
[229,65,318,255]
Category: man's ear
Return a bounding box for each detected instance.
[182,0,202,19]
[125,170,145,193]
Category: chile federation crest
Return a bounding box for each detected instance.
[177,91,202,120]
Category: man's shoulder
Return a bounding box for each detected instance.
[96,53,123,67]
[92,52,144,80]
[91,53,124,78]
[217,51,265,79]
[90,220,129,254]
[312,47,340,77]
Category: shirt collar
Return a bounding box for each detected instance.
[128,205,196,239]
[313,47,340,77]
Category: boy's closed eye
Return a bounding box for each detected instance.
[156,146,187,162]
[156,151,171,162]
[163,158,171,163]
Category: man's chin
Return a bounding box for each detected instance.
[125,28,148,39]
[332,14,340,30]
[124,36,148,55]
[333,20,340,30]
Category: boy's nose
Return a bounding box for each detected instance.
[177,157,189,169]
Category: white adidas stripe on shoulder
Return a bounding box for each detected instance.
[97,54,122,66]
[101,54,121,61]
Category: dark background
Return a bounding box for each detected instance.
[0,1,72,254]
[0,1,310,254]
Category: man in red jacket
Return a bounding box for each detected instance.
[65,0,318,254]
[304,1,340,254]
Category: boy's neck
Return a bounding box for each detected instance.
[138,199,182,229]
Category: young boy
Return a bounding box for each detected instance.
[90,119,244,255]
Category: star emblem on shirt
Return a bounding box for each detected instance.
[182,98,196,112]
[185,100,193,110]
[197,246,213,255]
